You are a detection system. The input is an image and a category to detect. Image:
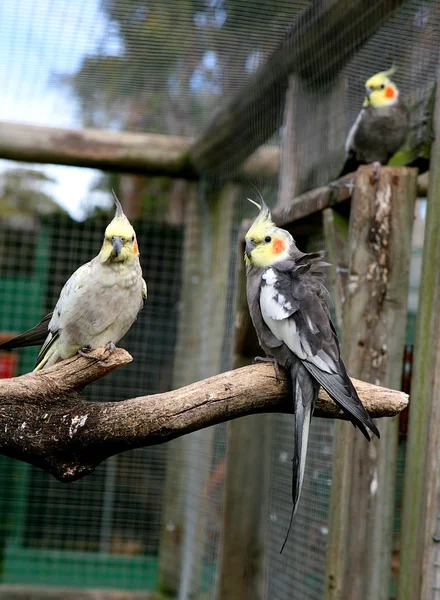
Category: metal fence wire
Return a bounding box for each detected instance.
[0,0,437,598]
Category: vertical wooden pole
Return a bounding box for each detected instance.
[218,232,272,600]
[278,75,302,206]
[158,183,237,598]
[276,75,346,209]
[322,208,349,330]
[157,182,200,596]
[325,166,417,600]
[398,62,440,600]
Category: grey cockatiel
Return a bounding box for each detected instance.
[339,68,409,177]
[0,195,147,370]
[244,197,379,550]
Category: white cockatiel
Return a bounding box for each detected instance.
[0,195,147,370]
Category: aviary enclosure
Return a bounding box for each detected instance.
[0,1,438,599]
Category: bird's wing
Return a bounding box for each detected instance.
[36,262,92,364]
[0,313,53,350]
[260,259,379,440]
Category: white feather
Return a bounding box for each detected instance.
[345,109,364,154]
[260,269,335,372]
[262,268,277,285]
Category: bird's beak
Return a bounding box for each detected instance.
[112,236,124,257]
[245,239,256,259]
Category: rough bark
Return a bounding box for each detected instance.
[0,347,408,483]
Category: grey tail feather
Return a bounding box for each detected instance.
[280,506,296,554]
[0,313,52,350]
[111,189,124,218]
[280,372,314,553]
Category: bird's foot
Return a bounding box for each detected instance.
[372,161,381,183]
[105,341,117,355]
[254,356,281,382]
[77,346,97,360]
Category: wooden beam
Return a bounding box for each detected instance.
[0,120,430,196]
[398,60,440,600]
[190,0,408,173]
[0,121,196,177]
[0,121,279,180]
[273,176,353,229]
[325,165,417,600]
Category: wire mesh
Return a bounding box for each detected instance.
[0,0,438,598]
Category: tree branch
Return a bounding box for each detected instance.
[0,348,408,482]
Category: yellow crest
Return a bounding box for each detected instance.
[245,197,274,241]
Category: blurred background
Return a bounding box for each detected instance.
[0,1,435,599]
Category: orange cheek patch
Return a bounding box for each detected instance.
[133,239,139,255]
[385,86,395,99]
[273,238,286,254]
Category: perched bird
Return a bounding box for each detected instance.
[0,195,147,370]
[339,68,409,177]
[244,197,379,551]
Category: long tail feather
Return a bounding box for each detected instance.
[281,366,315,553]
[0,313,52,350]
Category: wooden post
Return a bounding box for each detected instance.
[276,75,346,207]
[322,208,349,330]
[398,62,440,600]
[158,183,238,598]
[218,227,272,600]
[325,166,417,600]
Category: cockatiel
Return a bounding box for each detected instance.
[0,195,147,371]
[244,197,379,550]
[339,68,409,177]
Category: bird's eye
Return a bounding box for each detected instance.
[132,235,135,242]
[380,84,385,90]
[265,236,272,243]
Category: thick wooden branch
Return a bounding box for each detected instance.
[0,348,408,483]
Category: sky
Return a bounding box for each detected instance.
[0,0,122,219]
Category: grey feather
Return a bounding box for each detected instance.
[280,364,318,553]
[339,99,409,176]
[0,313,52,350]
[246,248,379,551]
